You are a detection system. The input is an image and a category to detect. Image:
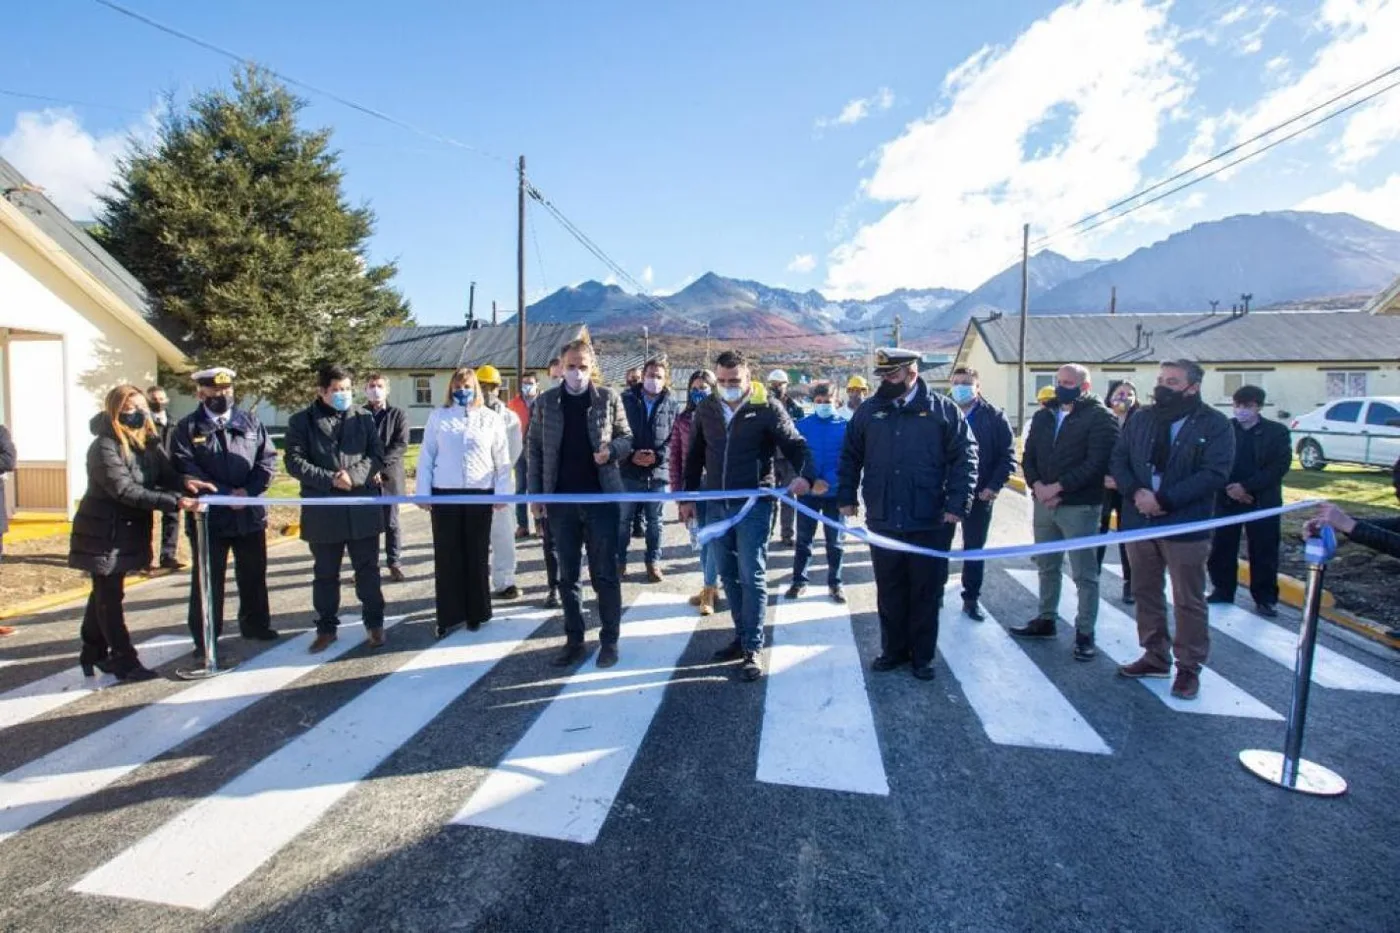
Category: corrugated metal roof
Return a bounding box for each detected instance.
[374,322,586,371]
[972,310,1400,364]
[0,155,154,322]
[597,351,649,386]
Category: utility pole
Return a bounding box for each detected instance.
[892,314,902,346]
[1017,222,1030,431]
[516,156,526,383]
[492,300,499,326]
[1209,299,1219,315]
[1241,292,1252,314]
[704,321,711,362]
[643,325,650,359]
[1109,285,1117,315]
[468,280,476,326]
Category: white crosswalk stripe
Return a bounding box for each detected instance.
[1006,570,1282,720]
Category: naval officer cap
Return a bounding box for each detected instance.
[192,367,236,388]
[872,347,919,376]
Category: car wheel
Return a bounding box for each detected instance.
[1298,439,1326,471]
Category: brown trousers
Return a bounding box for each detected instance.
[1125,537,1212,672]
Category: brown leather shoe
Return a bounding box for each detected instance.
[1171,668,1200,700]
[366,628,385,649]
[1117,655,1171,679]
[0,625,16,637]
[645,564,662,584]
[387,565,406,583]
[309,633,337,654]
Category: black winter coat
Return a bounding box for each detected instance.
[1217,416,1292,512]
[1110,401,1234,541]
[369,404,411,495]
[1022,395,1120,507]
[963,397,1017,494]
[684,387,812,493]
[171,407,277,538]
[619,386,679,484]
[68,414,187,576]
[838,378,978,533]
[284,400,385,544]
[0,423,15,537]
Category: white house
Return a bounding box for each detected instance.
[0,157,187,515]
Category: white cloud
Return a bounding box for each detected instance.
[655,273,697,297]
[0,109,132,219]
[786,253,817,273]
[815,87,896,131]
[1217,4,1251,26]
[641,265,654,288]
[824,0,1191,297]
[1296,174,1400,230]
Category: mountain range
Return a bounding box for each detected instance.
[524,211,1400,348]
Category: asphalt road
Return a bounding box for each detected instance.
[0,492,1396,933]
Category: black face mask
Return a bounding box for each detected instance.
[118,411,148,430]
[205,395,231,415]
[1152,385,1181,407]
[875,377,908,400]
[148,401,164,413]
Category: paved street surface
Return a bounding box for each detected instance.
[0,492,1396,932]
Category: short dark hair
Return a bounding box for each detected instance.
[1232,384,1266,407]
[317,363,353,389]
[643,356,668,375]
[364,372,385,384]
[547,356,561,368]
[812,382,832,400]
[715,349,747,370]
[1161,359,1205,386]
[951,366,978,380]
[145,385,165,397]
[521,371,538,382]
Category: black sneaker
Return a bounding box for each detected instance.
[785,583,807,600]
[551,642,587,668]
[738,652,763,681]
[1010,618,1057,638]
[712,640,744,662]
[1206,591,1234,604]
[1255,603,1279,618]
[1072,634,1097,661]
[494,585,521,600]
[871,654,909,672]
[543,589,560,609]
[911,663,936,681]
[1121,582,1135,605]
[963,600,985,621]
[596,644,619,668]
[829,586,846,605]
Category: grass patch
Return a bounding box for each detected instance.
[1282,460,1397,517]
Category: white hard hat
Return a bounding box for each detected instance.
[766,369,789,384]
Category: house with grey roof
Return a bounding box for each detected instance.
[0,156,188,515]
[954,308,1400,428]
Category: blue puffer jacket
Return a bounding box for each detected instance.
[796,411,847,499]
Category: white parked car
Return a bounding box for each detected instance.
[1289,396,1400,470]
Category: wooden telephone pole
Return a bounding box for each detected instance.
[892,314,903,346]
[516,156,527,383]
[1016,222,1030,431]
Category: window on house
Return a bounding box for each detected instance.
[1220,371,1252,400]
[1324,371,1367,400]
[1033,373,1056,394]
[412,376,433,406]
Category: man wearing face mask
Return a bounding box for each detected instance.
[477,365,523,599]
[838,349,977,680]
[146,385,185,572]
[845,375,869,414]
[1205,385,1291,618]
[617,357,678,583]
[767,369,804,549]
[1015,363,1120,662]
[948,367,1016,621]
[285,363,388,653]
[363,373,410,582]
[1111,360,1234,700]
[170,368,280,656]
[787,384,848,603]
[509,372,538,538]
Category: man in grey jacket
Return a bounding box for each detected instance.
[1111,359,1234,700]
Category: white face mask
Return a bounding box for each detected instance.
[720,385,746,404]
[365,386,386,403]
[642,376,664,395]
[563,369,590,392]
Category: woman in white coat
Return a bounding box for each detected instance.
[417,367,512,638]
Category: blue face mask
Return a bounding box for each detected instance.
[720,386,746,404]
[453,388,475,406]
[690,389,710,407]
[950,385,976,405]
[815,402,834,418]
[329,390,353,412]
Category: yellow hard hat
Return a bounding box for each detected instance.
[475,364,503,385]
[1037,385,1057,404]
[847,375,870,391]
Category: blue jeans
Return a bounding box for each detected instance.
[549,502,622,644]
[617,477,666,568]
[792,497,845,587]
[697,501,719,588]
[714,497,774,653]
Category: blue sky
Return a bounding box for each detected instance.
[4,0,1400,324]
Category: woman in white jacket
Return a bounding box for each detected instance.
[417,367,512,638]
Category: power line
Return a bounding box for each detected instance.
[528,209,549,296]
[92,0,511,165]
[0,88,146,114]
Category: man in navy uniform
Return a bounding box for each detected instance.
[170,367,280,657]
[838,348,978,680]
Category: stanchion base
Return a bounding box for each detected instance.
[1239,750,1347,797]
[175,663,236,681]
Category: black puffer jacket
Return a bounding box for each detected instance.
[619,386,679,484]
[69,414,187,576]
[1022,395,1120,507]
[683,386,812,492]
[0,423,14,538]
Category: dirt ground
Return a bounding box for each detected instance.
[1279,508,1400,627]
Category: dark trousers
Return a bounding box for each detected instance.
[159,510,180,563]
[1098,490,1131,586]
[187,530,270,649]
[1207,509,1281,606]
[770,459,796,541]
[80,572,138,670]
[550,502,622,645]
[870,524,956,667]
[959,497,994,602]
[514,457,530,533]
[792,497,845,586]
[429,488,494,628]
[540,512,560,589]
[309,536,385,633]
[382,504,402,568]
[618,478,666,568]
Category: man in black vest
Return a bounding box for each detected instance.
[363,372,410,583]
[1206,385,1292,617]
[170,367,279,657]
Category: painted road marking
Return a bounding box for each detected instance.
[757,591,888,795]
[1006,571,1281,720]
[452,591,698,844]
[1103,566,1400,694]
[0,618,404,845]
[73,611,550,911]
[938,584,1112,755]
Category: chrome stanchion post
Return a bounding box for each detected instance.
[1239,526,1346,796]
[177,504,233,681]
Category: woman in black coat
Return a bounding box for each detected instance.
[69,385,207,681]
[1099,379,1140,603]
